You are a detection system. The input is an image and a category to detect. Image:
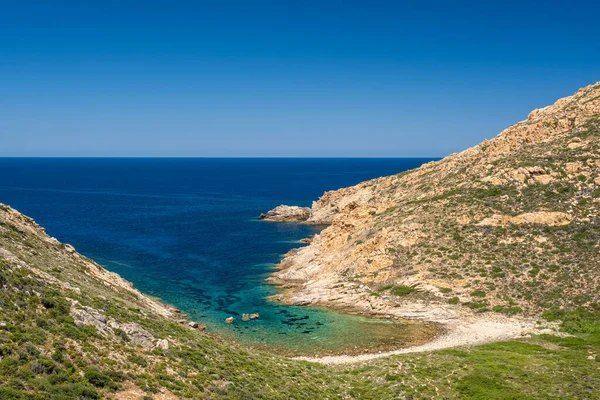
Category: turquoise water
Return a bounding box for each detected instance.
[0,158,437,355]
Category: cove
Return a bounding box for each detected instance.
[0,157,438,356]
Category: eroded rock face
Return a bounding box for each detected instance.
[71,304,158,350]
[266,82,600,317]
[120,323,156,350]
[259,205,311,222]
[70,305,114,337]
[476,212,573,227]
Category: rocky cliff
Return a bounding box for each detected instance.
[267,82,600,322]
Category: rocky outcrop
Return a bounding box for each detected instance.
[71,304,158,350]
[266,82,600,318]
[476,212,573,227]
[188,321,206,330]
[259,205,311,222]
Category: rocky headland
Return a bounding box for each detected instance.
[263,82,600,356]
[258,205,312,222]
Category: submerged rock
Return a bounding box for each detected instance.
[259,205,311,222]
[241,313,260,321]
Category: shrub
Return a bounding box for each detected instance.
[503,306,523,315]
[542,307,600,334]
[40,290,70,315]
[114,328,129,342]
[390,285,417,296]
[128,355,148,368]
[49,383,100,399]
[84,368,122,390]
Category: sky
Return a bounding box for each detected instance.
[1,1,599,157]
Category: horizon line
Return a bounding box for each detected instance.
[0,155,443,159]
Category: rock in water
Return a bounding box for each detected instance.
[225,316,235,324]
[242,313,260,321]
[259,205,311,222]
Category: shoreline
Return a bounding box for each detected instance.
[294,317,540,365]
[264,233,554,364]
[270,283,545,365]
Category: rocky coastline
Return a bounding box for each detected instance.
[259,82,600,361]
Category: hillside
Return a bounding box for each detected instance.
[1,83,600,399]
[268,82,600,325]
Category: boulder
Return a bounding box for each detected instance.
[225,316,235,324]
[120,323,156,350]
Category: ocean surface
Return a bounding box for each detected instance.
[0,158,436,355]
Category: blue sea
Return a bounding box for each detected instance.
[0,158,435,355]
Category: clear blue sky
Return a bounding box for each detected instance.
[1,0,598,157]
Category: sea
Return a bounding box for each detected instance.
[0,157,436,355]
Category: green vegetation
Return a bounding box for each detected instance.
[389,285,418,296]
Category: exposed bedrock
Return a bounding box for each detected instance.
[259,205,311,222]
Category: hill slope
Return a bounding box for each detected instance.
[269,82,600,324]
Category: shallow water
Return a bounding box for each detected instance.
[0,158,437,355]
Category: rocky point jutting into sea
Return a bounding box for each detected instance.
[262,82,600,361]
